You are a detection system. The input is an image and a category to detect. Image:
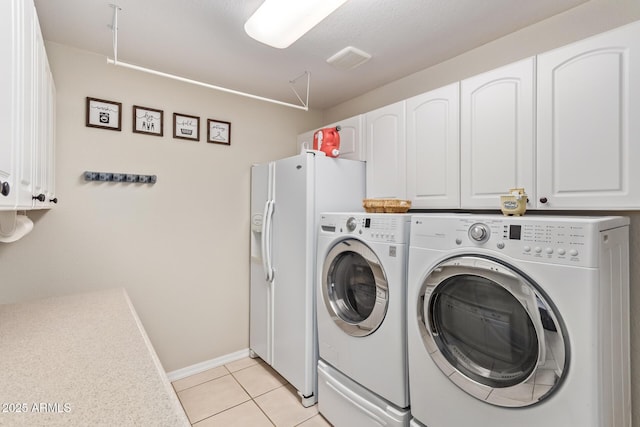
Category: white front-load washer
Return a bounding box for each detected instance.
[407,214,631,427]
[316,212,411,427]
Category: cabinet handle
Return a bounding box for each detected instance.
[32,194,46,202]
[0,181,9,197]
[49,197,58,204]
[539,197,548,204]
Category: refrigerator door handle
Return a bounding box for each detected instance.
[261,199,275,283]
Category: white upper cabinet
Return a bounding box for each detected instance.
[406,83,460,208]
[296,115,365,161]
[300,21,640,211]
[0,0,20,209]
[329,115,364,161]
[365,101,406,199]
[1,0,56,211]
[460,57,535,209]
[537,21,640,209]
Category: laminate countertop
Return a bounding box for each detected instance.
[0,288,190,426]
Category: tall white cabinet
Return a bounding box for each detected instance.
[406,83,460,208]
[0,0,56,211]
[536,21,640,209]
[365,101,406,199]
[460,57,535,209]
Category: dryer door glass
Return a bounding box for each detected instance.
[432,275,538,386]
[322,239,388,337]
[418,255,567,408]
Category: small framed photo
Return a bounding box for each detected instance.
[133,105,164,136]
[207,119,231,145]
[173,113,200,141]
[86,97,122,131]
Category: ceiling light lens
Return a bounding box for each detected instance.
[245,0,348,49]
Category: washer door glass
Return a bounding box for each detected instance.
[322,239,388,337]
[419,255,567,407]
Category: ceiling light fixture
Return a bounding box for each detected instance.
[245,0,349,49]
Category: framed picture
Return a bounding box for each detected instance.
[207,119,231,145]
[86,97,122,131]
[173,113,200,141]
[133,105,164,136]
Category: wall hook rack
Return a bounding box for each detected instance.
[84,171,157,184]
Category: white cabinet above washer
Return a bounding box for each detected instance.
[406,83,460,209]
[460,57,535,210]
[536,20,640,209]
[365,101,406,199]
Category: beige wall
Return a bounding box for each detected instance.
[0,42,323,371]
[324,1,640,424]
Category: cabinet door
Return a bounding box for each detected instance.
[537,21,640,209]
[32,15,48,208]
[45,72,56,206]
[329,115,364,161]
[297,115,364,161]
[460,58,535,209]
[0,0,19,209]
[365,101,406,199]
[406,83,460,208]
[17,0,35,208]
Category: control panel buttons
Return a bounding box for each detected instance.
[523,246,531,253]
[569,249,579,257]
[534,247,542,253]
[455,238,462,245]
[545,247,553,254]
[557,248,566,256]
[469,223,490,243]
[496,242,505,249]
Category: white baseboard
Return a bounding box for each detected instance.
[166,348,251,382]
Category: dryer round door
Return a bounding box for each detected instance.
[417,255,568,407]
[322,238,388,337]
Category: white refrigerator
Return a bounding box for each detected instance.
[250,151,365,406]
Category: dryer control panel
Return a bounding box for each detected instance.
[319,213,411,244]
[410,214,629,268]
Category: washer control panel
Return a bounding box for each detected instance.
[468,223,490,243]
[319,213,411,244]
[411,214,628,268]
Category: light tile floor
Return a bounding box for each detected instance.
[172,357,332,426]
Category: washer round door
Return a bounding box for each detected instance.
[418,255,568,407]
[322,238,388,337]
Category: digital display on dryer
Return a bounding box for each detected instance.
[509,225,522,240]
[364,218,371,228]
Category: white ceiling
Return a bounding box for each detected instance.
[34,0,589,110]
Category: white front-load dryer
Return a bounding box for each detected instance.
[316,213,411,427]
[407,214,631,427]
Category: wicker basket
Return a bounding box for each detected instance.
[363,199,411,213]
